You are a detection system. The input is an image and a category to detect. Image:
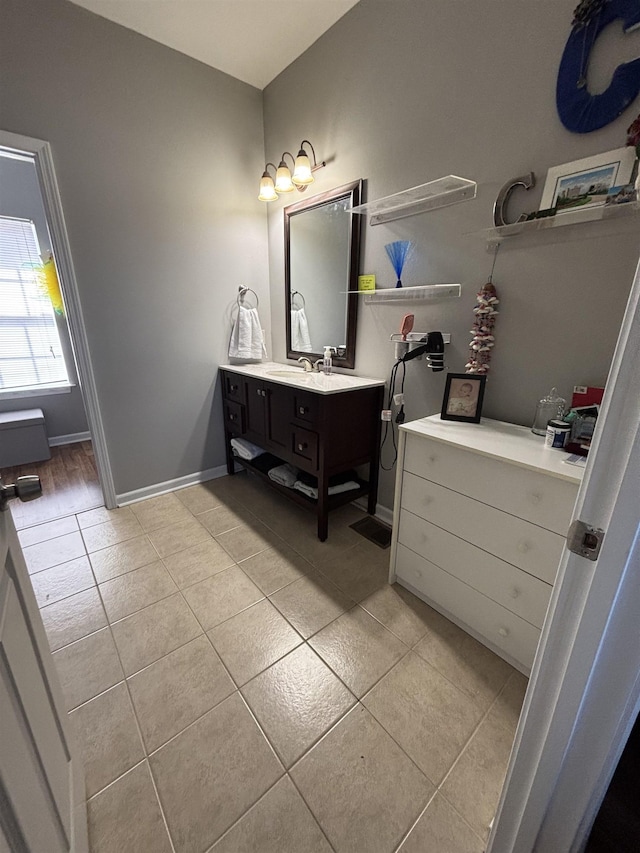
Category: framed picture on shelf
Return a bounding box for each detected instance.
[605,184,637,206]
[539,147,636,215]
[440,373,486,424]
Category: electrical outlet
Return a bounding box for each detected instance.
[381,410,392,421]
[393,393,404,406]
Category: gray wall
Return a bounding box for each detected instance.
[1,0,270,495]
[0,155,89,438]
[264,0,640,510]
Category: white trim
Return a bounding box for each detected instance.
[48,431,91,447]
[0,130,116,509]
[488,251,640,851]
[352,496,394,527]
[0,384,73,400]
[116,464,230,506]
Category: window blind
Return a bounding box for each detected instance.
[0,216,69,392]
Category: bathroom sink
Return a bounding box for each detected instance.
[266,369,310,378]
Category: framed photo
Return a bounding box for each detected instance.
[605,184,637,206]
[441,373,486,423]
[539,147,636,215]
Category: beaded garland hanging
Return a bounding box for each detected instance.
[466,281,499,375]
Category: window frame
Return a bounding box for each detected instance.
[0,214,77,399]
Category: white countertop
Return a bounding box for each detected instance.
[220,362,385,395]
[401,414,584,484]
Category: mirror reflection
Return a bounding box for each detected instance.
[285,180,362,369]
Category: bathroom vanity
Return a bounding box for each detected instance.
[219,363,384,540]
[390,415,583,673]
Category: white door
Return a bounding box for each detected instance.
[0,478,88,852]
[489,254,640,851]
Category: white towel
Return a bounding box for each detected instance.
[292,480,360,500]
[291,308,312,352]
[268,463,298,488]
[229,305,267,360]
[230,437,265,460]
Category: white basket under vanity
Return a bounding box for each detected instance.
[389,415,584,674]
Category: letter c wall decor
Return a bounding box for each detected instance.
[557,0,640,133]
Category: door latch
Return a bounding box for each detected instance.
[0,476,42,512]
[566,519,605,561]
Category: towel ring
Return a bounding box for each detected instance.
[237,285,259,309]
[291,290,306,309]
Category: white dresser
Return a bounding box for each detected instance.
[389,415,583,673]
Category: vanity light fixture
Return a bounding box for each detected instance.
[258,140,325,201]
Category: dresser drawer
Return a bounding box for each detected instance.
[401,472,565,584]
[223,400,245,434]
[398,510,552,627]
[292,391,318,427]
[404,434,578,536]
[222,372,243,402]
[396,544,540,671]
[292,426,318,468]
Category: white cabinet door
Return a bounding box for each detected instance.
[0,483,87,852]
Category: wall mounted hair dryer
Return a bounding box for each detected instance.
[389,330,450,371]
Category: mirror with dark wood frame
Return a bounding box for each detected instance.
[285,180,362,369]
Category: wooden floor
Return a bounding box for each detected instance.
[1,441,104,529]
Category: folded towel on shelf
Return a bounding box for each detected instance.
[229,305,267,360]
[230,437,265,460]
[293,479,361,500]
[268,463,298,488]
[296,469,360,488]
[291,308,312,352]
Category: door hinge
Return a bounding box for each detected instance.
[567,519,605,561]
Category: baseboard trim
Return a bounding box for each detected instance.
[116,464,230,506]
[353,497,393,527]
[48,431,91,447]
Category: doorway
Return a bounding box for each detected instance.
[0,130,116,526]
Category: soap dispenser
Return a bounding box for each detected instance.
[322,346,335,375]
[532,387,566,435]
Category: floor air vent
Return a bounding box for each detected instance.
[349,517,392,549]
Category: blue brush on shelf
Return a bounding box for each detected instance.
[385,241,412,288]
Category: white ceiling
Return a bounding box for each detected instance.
[70,0,360,89]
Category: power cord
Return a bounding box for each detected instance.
[380,358,406,470]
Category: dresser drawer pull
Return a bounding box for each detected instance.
[299,405,309,415]
[517,540,532,553]
[229,383,238,392]
[422,495,433,506]
[229,413,237,421]
[297,442,308,451]
[509,587,521,599]
[498,627,509,638]
[429,454,437,463]
[528,492,542,505]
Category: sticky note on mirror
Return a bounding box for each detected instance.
[358,274,376,292]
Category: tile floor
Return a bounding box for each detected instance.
[24,471,528,853]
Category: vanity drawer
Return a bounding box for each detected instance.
[223,400,245,434]
[401,472,565,584]
[398,509,552,627]
[292,426,318,468]
[222,373,243,402]
[293,391,318,427]
[395,544,540,671]
[404,434,578,536]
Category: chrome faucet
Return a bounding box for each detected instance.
[297,356,315,372]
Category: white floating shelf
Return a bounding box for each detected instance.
[342,284,461,303]
[483,200,640,248]
[348,176,477,225]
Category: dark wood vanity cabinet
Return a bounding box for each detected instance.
[220,368,383,540]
